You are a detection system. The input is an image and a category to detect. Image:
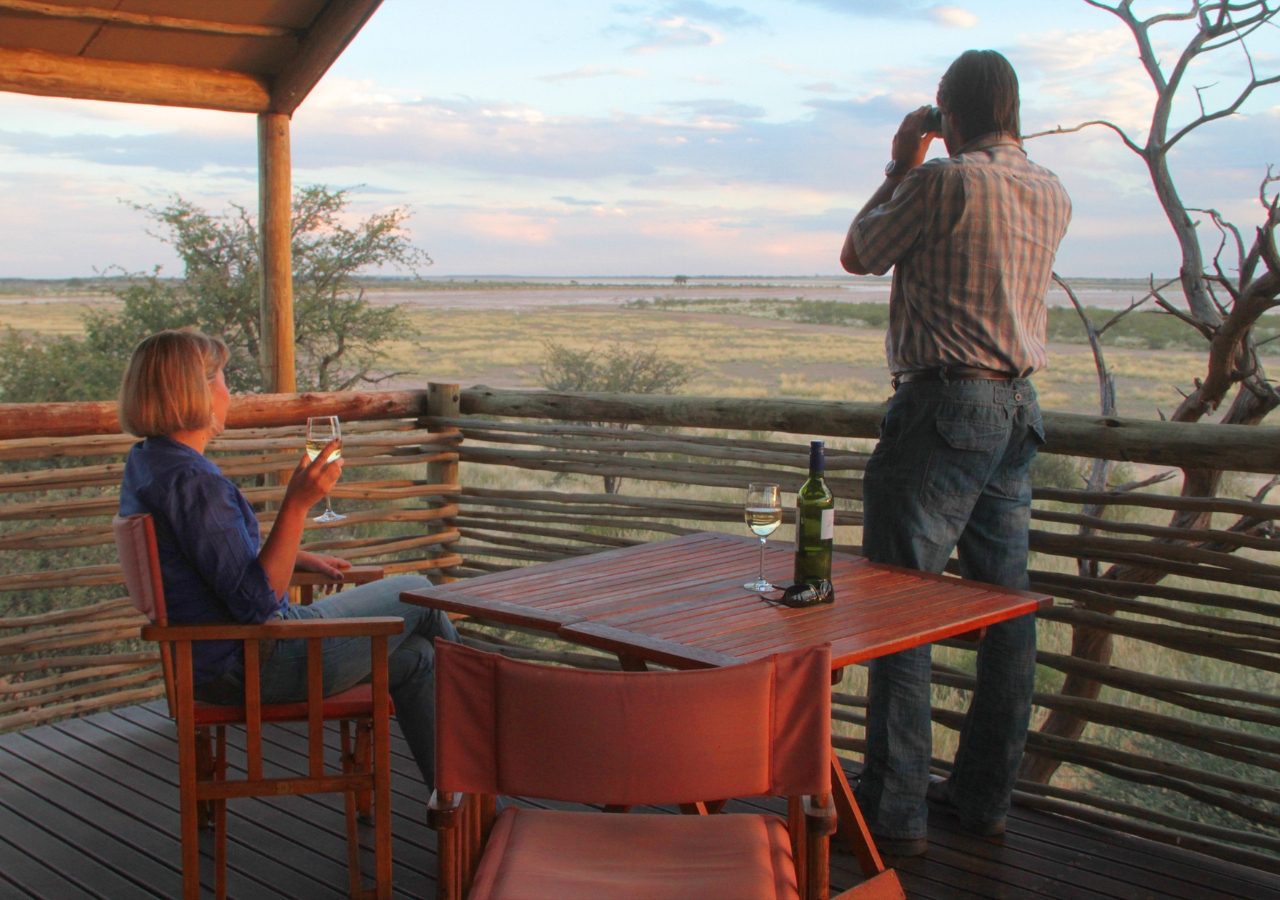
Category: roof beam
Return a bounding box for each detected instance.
[0,46,270,112]
[270,0,382,114]
[0,1,297,38]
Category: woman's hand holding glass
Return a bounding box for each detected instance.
[304,415,347,523]
[288,433,344,522]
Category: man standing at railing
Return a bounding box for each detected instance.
[839,49,1071,857]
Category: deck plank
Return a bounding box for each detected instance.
[78,711,336,897]
[0,810,102,900]
[0,700,1277,899]
[0,744,180,898]
[106,702,436,897]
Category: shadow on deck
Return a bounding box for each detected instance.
[0,701,1275,899]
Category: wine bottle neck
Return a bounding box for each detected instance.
[808,441,825,476]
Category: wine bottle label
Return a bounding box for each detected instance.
[820,508,835,540]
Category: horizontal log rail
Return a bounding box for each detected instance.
[6,387,1280,472]
[1,385,1277,870]
[1036,582,1279,638]
[1032,568,1280,618]
[457,388,1280,474]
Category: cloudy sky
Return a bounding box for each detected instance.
[1,1,1277,279]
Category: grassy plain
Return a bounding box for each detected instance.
[0,295,107,338]
[386,302,1222,421]
[5,273,1252,420]
[0,280,1249,422]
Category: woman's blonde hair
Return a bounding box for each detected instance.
[118,330,230,438]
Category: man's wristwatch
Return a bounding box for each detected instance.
[884,159,908,177]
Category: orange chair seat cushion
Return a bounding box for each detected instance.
[468,808,801,900]
[192,682,383,725]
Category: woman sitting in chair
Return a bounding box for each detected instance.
[117,328,458,791]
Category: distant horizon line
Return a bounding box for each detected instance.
[0,272,1175,285]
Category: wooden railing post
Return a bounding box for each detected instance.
[426,382,462,583]
[258,112,295,393]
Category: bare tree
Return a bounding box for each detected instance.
[1032,1,1280,421]
[1022,0,1280,783]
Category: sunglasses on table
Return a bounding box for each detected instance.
[762,580,835,608]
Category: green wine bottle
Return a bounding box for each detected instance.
[793,440,834,586]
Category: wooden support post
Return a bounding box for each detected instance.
[426,383,462,582]
[258,112,295,393]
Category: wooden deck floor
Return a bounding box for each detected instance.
[1,701,1276,899]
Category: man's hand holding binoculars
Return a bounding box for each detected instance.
[885,105,943,179]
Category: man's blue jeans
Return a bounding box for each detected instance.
[856,377,1043,839]
[201,574,457,791]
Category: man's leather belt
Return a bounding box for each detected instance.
[893,366,1018,386]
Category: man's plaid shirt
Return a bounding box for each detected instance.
[847,133,1072,377]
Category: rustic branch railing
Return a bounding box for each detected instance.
[0,393,462,730]
[0,386,1277,872]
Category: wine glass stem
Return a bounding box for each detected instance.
[758,536,767,582]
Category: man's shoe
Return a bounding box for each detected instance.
[925,775,952,805]
[927,777,1006,837]
[965,815,1006,838]
[871,833,928,857]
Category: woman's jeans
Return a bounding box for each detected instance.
[856,377,1043,839]
[196,574,458,791]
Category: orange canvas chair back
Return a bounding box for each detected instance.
[431,641,836,900]
[436,640,831,805]
[115,513,166,624]
[114,513,178,715]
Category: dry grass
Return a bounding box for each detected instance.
[0,296,117,337]
[0,288,1215,421]
[387,303,1202,418]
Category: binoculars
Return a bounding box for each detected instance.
[765,580,835,608]
[922,106,943,133]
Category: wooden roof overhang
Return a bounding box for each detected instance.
[0,0,386,389]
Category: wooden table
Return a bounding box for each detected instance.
[402,531,1051,877]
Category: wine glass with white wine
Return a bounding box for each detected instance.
[743,482,781,592]
[305,415,346,523]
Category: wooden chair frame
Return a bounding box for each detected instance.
[114,513,401,899]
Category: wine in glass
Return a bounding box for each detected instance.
[305,415,346,523]
[743,482,782,592]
